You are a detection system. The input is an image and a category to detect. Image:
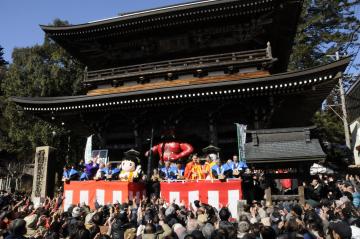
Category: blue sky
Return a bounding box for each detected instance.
[1,0,359,74]
[0,0,189,62]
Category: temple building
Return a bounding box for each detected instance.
[12,0,350,171]
[347,76,360,165]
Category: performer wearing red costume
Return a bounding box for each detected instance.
[146,141,193,162]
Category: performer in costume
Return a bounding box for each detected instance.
[160,161,176,180]
[80,168,89,181]
[62,166,79,181]
[119,149,142,182]
[184,154,204,180]
[175,162,185,180]
[102,162,120,180]
[85,159,99,179]
[211,159,226,179]
[94,163,106,180]
[222,159,234,178]
[203,155,217,179]
[202,145,220,179]
[62,166,70,182]
[145,130,193,162]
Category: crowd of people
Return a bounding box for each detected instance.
[2,172,360,239]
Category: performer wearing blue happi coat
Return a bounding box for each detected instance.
[62,167,70,181]
[231,155,248,178]
[102,162,120,180]
[211,160,225,179]
[174,162,185,179]
[80,168,90,181]
[160,161,176,180]
[222,159,234,178]
[63,166,79,181]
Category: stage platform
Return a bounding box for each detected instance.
[161,179,242,217]
[64,179,242,217]
[63,181,146,210]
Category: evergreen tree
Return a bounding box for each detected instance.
[289,0,360,70]
[0,20,85,161]
[289,0,360,165]
[0,46,7,67]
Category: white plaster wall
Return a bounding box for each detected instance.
[350,120,360,165]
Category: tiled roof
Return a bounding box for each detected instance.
[246,139,325,163]
[245,127,325,163]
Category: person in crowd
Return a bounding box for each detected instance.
[5,219,27,239]
[184,154,205,180]
[305,178,323,202]
[2,172,360,239]
[242,168,255,204]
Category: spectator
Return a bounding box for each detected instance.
[6,219,27,239]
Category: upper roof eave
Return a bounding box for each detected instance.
[11,57,351,106]
[40,0,274,32]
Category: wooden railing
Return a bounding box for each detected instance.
[264,186,305,207]
[85,48,272,83]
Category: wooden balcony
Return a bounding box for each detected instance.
[85,46,274,85]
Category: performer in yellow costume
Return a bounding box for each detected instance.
[202,154,217,179]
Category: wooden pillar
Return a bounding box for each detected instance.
[298,186,305,206]
[254,108,260,129]
[133,120,141,149]
[265,187,272,207]
[209,113,218,146]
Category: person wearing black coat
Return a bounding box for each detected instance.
[110,212,134,239]
[242,169,255,204]
[5,219,27,239]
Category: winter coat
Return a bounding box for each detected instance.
[5,234,27,239]
[142,224,172,239]
[353,192,360,208]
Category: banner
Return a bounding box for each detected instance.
[84,135,93,164]
[235,124,247,162]
[160,180,242,218]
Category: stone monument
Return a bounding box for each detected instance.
[31,146,56,203]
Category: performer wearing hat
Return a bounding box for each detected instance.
[119,149,142,182]
[202,145,220,179]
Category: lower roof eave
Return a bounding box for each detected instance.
[247,156,325,164]
[11,57,350,112]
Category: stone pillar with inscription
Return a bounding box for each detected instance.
[31,146,56,203]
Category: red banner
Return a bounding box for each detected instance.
[160,179,242,218]
[63,181,145,210]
